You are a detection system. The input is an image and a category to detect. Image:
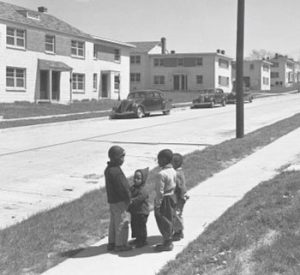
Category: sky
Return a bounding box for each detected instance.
[5,0,300,60]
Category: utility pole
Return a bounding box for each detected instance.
[236,0,245,138]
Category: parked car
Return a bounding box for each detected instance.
[110,90,172,119]
[191,88,227,108]
[226,91,254,104]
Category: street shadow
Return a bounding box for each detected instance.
[59,243,108,258]
[117,235,163,257]
[60,235,163,259]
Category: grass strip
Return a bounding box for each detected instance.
[0,113,300,274]
[157,171,300,275]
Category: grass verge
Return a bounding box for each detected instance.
[0,113,300,274]
[157,171,300,275]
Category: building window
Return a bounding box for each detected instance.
[93,73,97,92]
[218,76,229,86]
[6,27,25,49]
[196,58,203,66]
[130,73,141,82]
[219,58,229,68]
[196,75,203,84]
[45,35,55,53]
[271,72,279,78]
[114,49,120,62]
[72,73,85,92]
[6,67,26,89]
[154,75,165,85]
[71,40,85,57]
[263,64,269,72]
[250,64,254,70]
[114,75,120,90]
[178,58,184,66]
[288,72,294,83]
[263,77,269,85]
[154,59,164,67]
[287,62,294,70]
[130,55,141,64]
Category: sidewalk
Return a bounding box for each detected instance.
[43,127,300,275]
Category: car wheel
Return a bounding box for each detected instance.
[145,113,150,117]
[222,100,226,107]
[136,106,145,118]
[210,101,214,108]
[163,110,170,115]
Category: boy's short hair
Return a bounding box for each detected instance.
[172,153,183,168]
[158,149,173,163]
[108,145,125,160]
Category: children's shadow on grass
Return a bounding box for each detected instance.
[117,235,162,257]
[59,243,108,258]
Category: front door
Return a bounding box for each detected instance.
[40,70,49,100]
[52,71,60,101]
[173,75,180,90]
[101,73,108,98]
[173,74,188,91]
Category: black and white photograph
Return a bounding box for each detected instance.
[0,0,300,274]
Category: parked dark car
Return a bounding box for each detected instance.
[226,91,254,104]
[110,90,172,119]
[191,88,227,108]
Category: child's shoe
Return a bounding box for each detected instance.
[172,231,184,241]
[106,243,115,251]
[114,245,133,252]
[154,240,173,251]
[135,240,148,248]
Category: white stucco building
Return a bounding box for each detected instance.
[129,39,233,94]
[232,59,271,91]
[0,1,134,103]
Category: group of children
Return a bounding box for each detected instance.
[104,145,188,252]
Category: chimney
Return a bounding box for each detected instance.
[217,49,221,53]
[221,50,225,55]
[161,37,166,54]
[38,6,48,13]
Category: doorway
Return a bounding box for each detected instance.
[39,70,61,101]
[101,73,108,98]
[173,74,188,91]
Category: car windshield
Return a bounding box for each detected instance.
[127,92,146,99]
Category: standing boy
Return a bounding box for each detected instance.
[104,145,132,252]
[154,149,177,252]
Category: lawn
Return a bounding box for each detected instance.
[1,112,300,274]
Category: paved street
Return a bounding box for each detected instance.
[1,93,300,228]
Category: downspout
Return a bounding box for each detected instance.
[69,70,73,104]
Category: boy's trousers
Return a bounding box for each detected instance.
[131,213,149,242]
[154,195,176,241]
[108,201,130,246]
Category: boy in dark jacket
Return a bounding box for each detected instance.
[128,167,150,248]
[105,145,132,252]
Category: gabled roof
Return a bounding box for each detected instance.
[0,1,92,39]
[127,41,161,53]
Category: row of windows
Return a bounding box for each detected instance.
[5,67,120,92]
[130,74,204,85]
[6,26,120,61]
[153,57,203,67]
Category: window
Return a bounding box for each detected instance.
[6,67,26,89]
[93,73,97,91]
[114,49,120,62]
[287,62,293,70]
[130,73,141,82]
[178,58,184,66]
[114,75,120,90]
[196,75,203,84]
[71,40,84,57]
[6,27,25,49]
[130,55,141,64]
[218,76,229,86]
[72,73,85,92]
[271,72,279,78]
[45,35,55,53]
[250,64,254,70]
[263,64,269,72]
[263,77,269,85]
[154,59,164,67]
[196,58,203,66]
[288,72,294,83]
[219,58,229,68]
[154,75,165,85]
